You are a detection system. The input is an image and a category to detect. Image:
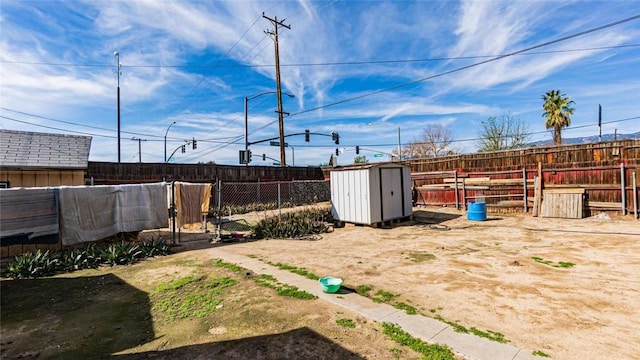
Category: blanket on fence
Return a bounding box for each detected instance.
[0,188,59,246]
[58,183,168,246]
[175,182,212,227]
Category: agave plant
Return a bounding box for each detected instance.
[253,208,332,239]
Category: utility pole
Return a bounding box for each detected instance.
[598,104,602,142]
[114,51,122,164]
[132,137,147,163]
[263,13,290,167]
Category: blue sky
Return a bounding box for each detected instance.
[1,0,639,166]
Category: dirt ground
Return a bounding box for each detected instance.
[207,206,640,360]
[1,244,437,359]
[2,206,638,359]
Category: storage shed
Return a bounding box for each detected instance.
[330,163,412,226]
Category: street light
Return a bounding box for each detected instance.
[244,91,294,165]
[113,51,122,163]
[367,122,402,161]
[164,121,176,163]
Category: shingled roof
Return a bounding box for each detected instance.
[0,130,92,169]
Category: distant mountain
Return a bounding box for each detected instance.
[528,132,639,147]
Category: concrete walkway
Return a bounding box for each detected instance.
[211,250,541,360]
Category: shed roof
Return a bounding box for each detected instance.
[0,130,92,169]
[329,162,410,172]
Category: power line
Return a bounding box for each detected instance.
[3,43,638,68]
[289,14,640,117]
[151,14,640,160]
[0,115,116,138]
[0,112,249,144]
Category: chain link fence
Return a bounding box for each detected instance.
[171,180,330,244]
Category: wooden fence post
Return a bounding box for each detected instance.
[523,167,528,213]
[621,163,626,215]
[633,171,638,220]
[454,170,459,209]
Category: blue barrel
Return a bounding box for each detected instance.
[467,202,487,221]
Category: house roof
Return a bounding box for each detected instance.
[0,130,92,169]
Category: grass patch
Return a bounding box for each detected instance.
[433,315,508,343]
[153,275,238,319]
[254,274,317,300]
[533,350,551,357]
[156,275,200,291]
[356,284,372,295]
[336,318,356,328]
[213,259,246,273]
[382,322,456,360]
[372,290,397,303]
[269,262,320,280]
[214,259,316,299]
[393,302,417,315]
[532,257,575,268]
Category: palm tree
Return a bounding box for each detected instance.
[542,90,575,145]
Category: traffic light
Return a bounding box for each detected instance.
[335,148,339,156]
[355,146,360,154]
[262,154,266,161]
[181,145,186,153]
[305,129,310,142]
[248,150,252,163]
[192,138,197,149]
[332,132,340,145]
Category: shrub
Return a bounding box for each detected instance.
[3,239,170,279]
[252,208,333,239]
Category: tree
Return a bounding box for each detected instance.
[399,125,456,159]
[542,90,575,145]
[354,155,369,164]
[477,112,530,152]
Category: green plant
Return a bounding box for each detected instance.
[532,257,575,268]
[153,275,238,319]
[253,274,317,300]
[393,302,417,315]
[336,318,356,328]
[213,259,246,273]
[356,284,372,295]
[270,262,320,280]
[5,249,58,279]
[252,208,333,239]
[3,240,170,279]
[382,322,456,360]
[433,315,509,343]
[372,290,397,303]
[533,350,550,357]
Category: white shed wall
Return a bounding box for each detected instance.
[330,169,371,224]
[331,164,412,225]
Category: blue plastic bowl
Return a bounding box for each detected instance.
[318,276,343,293]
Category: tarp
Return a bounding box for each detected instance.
[58,183,168,246]
[0,188,59,246]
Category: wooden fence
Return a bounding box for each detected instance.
[413,163,639,217]
[86,162,325,185]
[409,139,639,173]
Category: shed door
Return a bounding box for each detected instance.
[380,168,404,220]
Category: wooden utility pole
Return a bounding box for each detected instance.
[263,13,290,167]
